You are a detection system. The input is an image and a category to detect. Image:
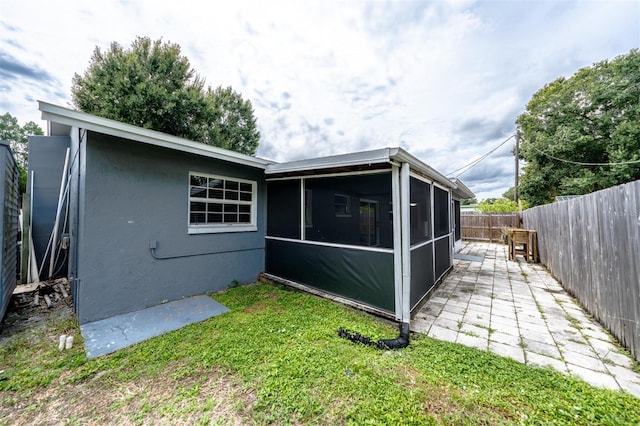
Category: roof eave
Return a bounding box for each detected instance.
[38,101,270,169]
[265,148,394,175]
[449,177,475,199]
[266,147,459,190]
[389,148,457,189]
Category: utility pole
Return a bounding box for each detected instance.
[514,129,520,203]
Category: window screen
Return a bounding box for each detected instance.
[433,186,450,238]
[305,173,393,248]
[267,179,301,239]
[410,177,431,245]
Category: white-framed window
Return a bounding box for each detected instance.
[188,172,257,234]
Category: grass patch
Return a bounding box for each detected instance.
[518,337,528,349]
[566,314,583,331]
[472,324,495,336]
[2,282,639,424]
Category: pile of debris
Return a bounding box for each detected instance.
[11,278,71,310]
[1,279,73,338]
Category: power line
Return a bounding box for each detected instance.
[447,134,515,177]
[530,145,640,166]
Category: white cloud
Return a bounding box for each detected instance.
[1,0,638,200]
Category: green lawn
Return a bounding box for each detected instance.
[1,282,639,425]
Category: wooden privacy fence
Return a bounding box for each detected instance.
[523,180,640,363]
[461,212,520,242]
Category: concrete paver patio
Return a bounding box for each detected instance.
[412,242,640,398]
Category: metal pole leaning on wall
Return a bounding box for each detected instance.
[27,171,39,284]
[49,148,70,278]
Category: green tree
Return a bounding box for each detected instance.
[502,187,515,201]
[516,49,640,206]
[460,197,477,206]
[477,198,527,213]
[72,36,259,155]
[190,86,261,154]
[0,112,44,192]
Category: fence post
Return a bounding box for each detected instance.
[488,213,493,243]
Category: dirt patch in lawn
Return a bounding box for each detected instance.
[2,362,256,425]
[244,301,268,313]
[1,283,257,425]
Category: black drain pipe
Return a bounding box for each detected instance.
[338,322,410,350]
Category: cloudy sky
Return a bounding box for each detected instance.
[1,0,638,199]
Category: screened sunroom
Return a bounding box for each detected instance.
[264,148,473,325]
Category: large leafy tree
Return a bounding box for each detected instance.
[190,86,261,154]
[72,37,259,155]
[0,112,44,191]
[516,49,640,206]
[502,187,515,201]
[477,198,527,213]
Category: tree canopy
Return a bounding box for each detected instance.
[477,198,526,213]
[0,112,43,191]
[516,49,640,206]
[72,37,259,155]
[502,187,515,201]
[460,197,477,206]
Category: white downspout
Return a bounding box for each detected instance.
[391,164,402,321]
[400,162,411,323]
[337,163,411,350]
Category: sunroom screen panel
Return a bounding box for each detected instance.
[267,180,301,239]
[305,173,393,249]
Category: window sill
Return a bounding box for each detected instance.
[188,225,258,234]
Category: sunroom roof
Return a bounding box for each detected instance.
[266,147,457,189]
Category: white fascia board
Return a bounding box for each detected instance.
[388,148,456,189]
[38,101,271,170]
[449,177,475,199]
[265,148,394,175]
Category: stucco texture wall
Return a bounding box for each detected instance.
[75,132,265,323]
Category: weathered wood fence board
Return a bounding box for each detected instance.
[461,212,520,242]
[523,180,640,363]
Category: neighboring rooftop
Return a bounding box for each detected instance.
[555,195,581,202]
